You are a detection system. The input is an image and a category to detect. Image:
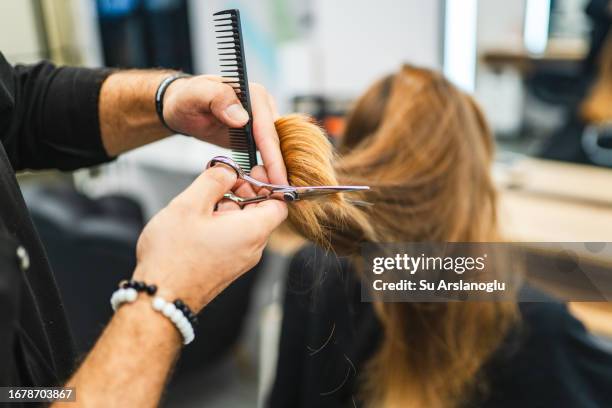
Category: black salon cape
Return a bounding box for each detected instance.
[268,245,612,407]
[0,52,112,394]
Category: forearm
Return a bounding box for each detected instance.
[99,70,177,156]
[54,297,181,407]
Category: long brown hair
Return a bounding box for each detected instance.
[275,65,516,407]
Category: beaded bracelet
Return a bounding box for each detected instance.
[151,297,195,345]
[110,280,196,345]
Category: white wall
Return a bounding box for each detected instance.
[188,0,442,109]
[68,0,104,66]
[310,0,442,96]
[0,1,44,64]
[475,0,527,135]
[0,0,102,66]
[477,0,526,52]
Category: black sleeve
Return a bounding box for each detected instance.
[0,52,114,171]
[0,229,22,385]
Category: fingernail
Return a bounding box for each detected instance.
[225,104,249,124]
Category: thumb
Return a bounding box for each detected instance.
[176,165,237,213]
[195,78,250,127]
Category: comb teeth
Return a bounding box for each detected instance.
[214,9,257,173]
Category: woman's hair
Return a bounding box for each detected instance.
[275,65,516,407]
[275,114,376,252]
[582,33,612,123]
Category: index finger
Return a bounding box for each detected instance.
[249,83,288,185]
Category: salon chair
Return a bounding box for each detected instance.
[525,69,586,109]
[535,1,611,165]
[22,184,259,376]
[533,71,612,166]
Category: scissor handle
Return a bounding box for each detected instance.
[207,156,246,177]
[209,156,312,191]
[222,193,268,207]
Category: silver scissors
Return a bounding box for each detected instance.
[206,156,370,207]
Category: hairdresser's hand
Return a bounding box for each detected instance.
[133,164,287,313]
[163,75,288,184]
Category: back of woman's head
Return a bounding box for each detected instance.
[275,65,514,407]
[278,65,498,252]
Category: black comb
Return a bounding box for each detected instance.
[213,9,257,173]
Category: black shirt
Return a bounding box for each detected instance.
[0,52,112,389]
[269,245,612,407]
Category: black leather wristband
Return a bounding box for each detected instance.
[154,73,191,134]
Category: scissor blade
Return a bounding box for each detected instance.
[296,185,370,193]
[294,185,370,199]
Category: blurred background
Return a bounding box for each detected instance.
[1,0,611,406]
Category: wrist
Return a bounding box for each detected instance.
[111,278,198,344]
[114,295,182,348]
[131,265,212,314]
[100,69,178,155]
[155,73,191,134]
